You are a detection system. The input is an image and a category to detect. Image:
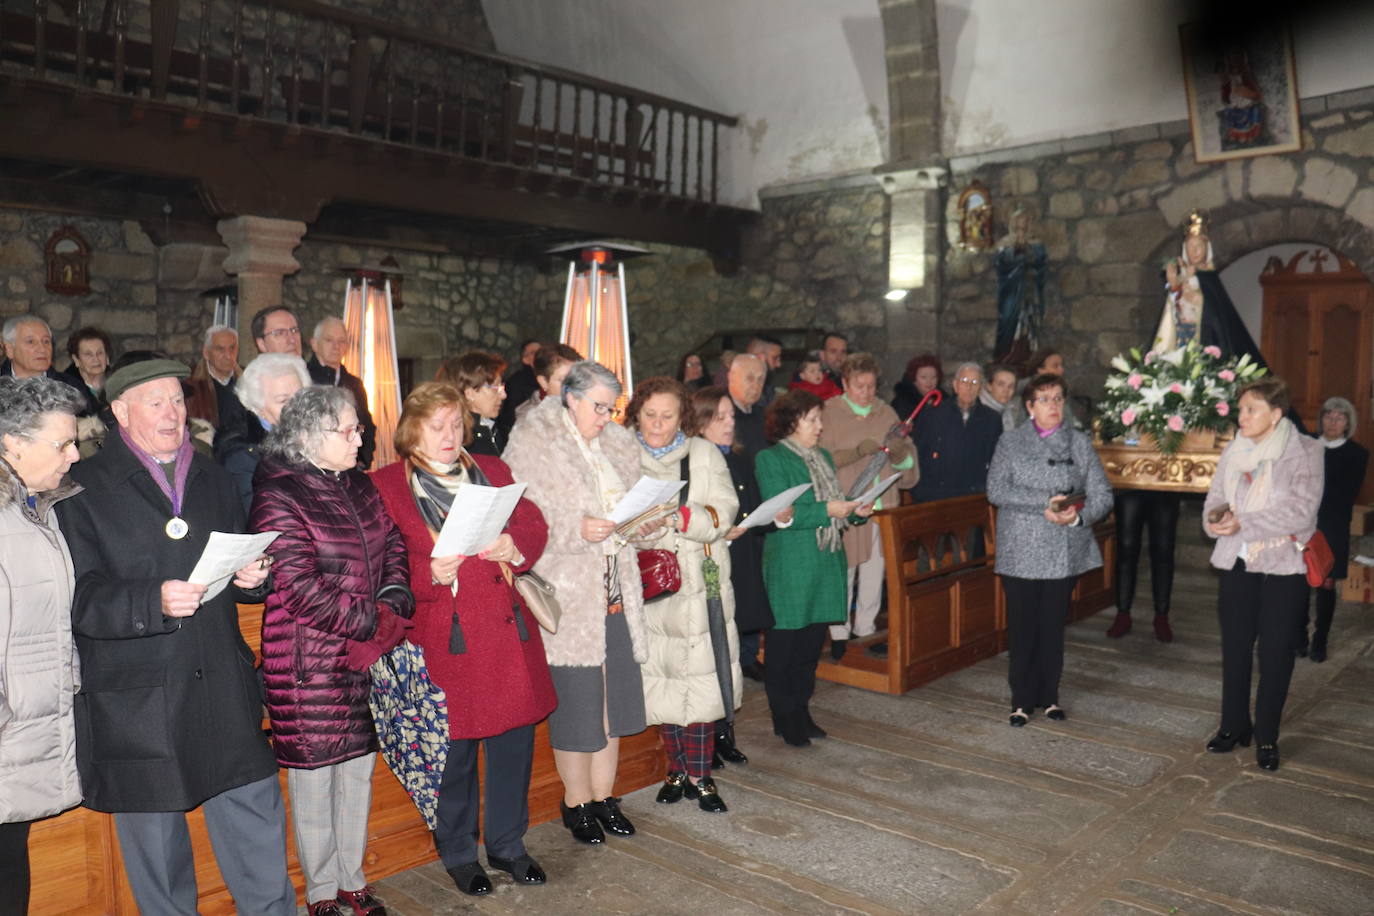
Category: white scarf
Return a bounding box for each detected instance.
[1222,417,1294,558]
[561,406,628,557]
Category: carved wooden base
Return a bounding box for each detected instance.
[1095,441,1223,493]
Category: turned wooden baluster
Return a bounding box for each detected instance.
[196,0,210,107]
[382,42,395,140]
[433,54,447,150]
[346,26,368,134]
[112,0,126,91]
[695,113,704,199]
[319,22,333,127]
[571,83,582,176]
[262,3,275,117]
[530,73,542,170]
[32,0,47,80]
[552,79,563,173]
[665,109,675,196]
[288,11,303,123]
[148,0,178,100]
[455,55,468,154]
[74,0,89,86]
[710,119,718,203]
[678,112,689,200]
[229,0,243,111]
[408,44,420,146]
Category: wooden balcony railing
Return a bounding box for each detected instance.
[0,0,737,205]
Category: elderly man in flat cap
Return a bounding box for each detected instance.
[57,359,295,916]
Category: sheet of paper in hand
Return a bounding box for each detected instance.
[188,530,281,603]
[608,476,686,527]
[430,482,528,558]
[740,483,813,530]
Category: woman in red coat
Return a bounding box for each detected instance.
[372,382,553,898]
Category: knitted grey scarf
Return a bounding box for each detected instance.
[780,437,847,553]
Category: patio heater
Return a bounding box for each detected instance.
[339,263,403,469]
[547,241,650,400]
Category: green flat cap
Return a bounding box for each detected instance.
[105,358,191,402]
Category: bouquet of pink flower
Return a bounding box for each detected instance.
[1098,340,1265,454]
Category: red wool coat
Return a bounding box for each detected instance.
[371,456,556,739]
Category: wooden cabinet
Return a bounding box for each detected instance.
[1260,249,1374,500]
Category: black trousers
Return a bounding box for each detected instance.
[763,623,828,742]
[1218,562,1308,744]
[1003,575,1077,711]
[1114,490,1181,616]
[433,724,535,868]
[1300,585,1338,651]
[0,820,31,914]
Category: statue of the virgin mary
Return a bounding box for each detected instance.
[1152,209,1265,366]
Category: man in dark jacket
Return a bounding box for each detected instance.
[728,353,769,460]
[308,316,377,468]
[497,338,542,435]
[1,316,89,411]
[911,362,1003,502]
[56,359,295,915]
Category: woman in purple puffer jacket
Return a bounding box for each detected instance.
[250,386,413,916]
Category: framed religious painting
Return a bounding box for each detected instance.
[1180,21,1300,163]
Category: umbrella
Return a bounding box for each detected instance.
[702,541,735,724]
[847,389,943,499]
[368,640,449,829]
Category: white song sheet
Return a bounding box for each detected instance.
[189,531,281,603]
[739,483,812,529]
[430,483,528,557]
[852,473,902,507]
[607,477,686,526]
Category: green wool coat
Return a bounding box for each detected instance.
[755,443,862,630]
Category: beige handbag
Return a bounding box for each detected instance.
[501,563,561,634]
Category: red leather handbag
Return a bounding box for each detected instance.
[637,548,682,602]
[1293,531,1335,587]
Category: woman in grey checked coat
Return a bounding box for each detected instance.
[986,373,1112,727]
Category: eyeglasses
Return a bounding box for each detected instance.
[575,394,614,416]
[480,382,506,393]
[263,326,301,339]
[28,435,78,453]
[956,376,982,385]
[1033,395,1065,405]
[327,424,364,439]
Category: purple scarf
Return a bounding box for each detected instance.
[118,424,194,518]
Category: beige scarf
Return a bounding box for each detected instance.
[1221,416,1294,556]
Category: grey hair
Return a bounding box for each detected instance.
[202,324,237,350]
[2,315,52,345]
[560,360,622,407]
[312,315,346,341]
[953,361,983,381]
[264,385,355,466]
[0,375,86,443]
[1321,396,1358,438]
[237,353,311,416]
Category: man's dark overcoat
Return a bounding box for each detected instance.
[56,430,277,813]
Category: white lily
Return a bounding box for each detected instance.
[1110,354,1132,373]
[1140,384,1169,407]
[1158,346,1187,367]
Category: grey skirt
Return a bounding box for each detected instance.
[546,612,646,752]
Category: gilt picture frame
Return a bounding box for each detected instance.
[1180,21,1300,163]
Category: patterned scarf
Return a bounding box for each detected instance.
[637,429,686,460]
[779,436,847,553]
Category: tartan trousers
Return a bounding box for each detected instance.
[659,722,715,779]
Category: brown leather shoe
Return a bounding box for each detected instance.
[1106,612,1132,638]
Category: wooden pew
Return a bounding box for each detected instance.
[28,603,664,914]
[817,495,1116,695]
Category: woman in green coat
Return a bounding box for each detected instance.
[756,390,873,747]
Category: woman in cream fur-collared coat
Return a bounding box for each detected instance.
[503,361,650,845]
[625,377,740,812]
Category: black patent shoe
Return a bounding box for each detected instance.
[656,771,688,804]
[1009,708,1029,727]
[1045,705,1067,721]
[487,852,547,885]
[590,796,635,836]
[1310,642,1328,663]
[1206,727,1253,753]
[716,726,749,765]
[559,800,605,844]
[692,777,728,813]
[445,861,492,896]
[1257,743,1280,771]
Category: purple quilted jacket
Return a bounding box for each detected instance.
[250,455,412,769]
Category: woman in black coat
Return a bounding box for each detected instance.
[1301,396,1369,662]
[691,387,779,766]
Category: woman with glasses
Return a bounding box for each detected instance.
[438,351,509,456]
[986,373,1111,727]
[504,361,652,847]
[218,353,311,513]
[0,376,87,913]
[250,386,414,916]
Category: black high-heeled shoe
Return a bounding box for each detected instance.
[589,796,635,836]
[715,724,749,764]
[656,772,688,804]
[1206,727,1253,753]
[559,800,605,844]
[1256,743,1280,771]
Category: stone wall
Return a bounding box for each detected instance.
[0,209,163,364]
[940,95,1374,397]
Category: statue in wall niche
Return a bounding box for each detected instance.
[993,207,1047,364]
[1152,209,1265,367]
